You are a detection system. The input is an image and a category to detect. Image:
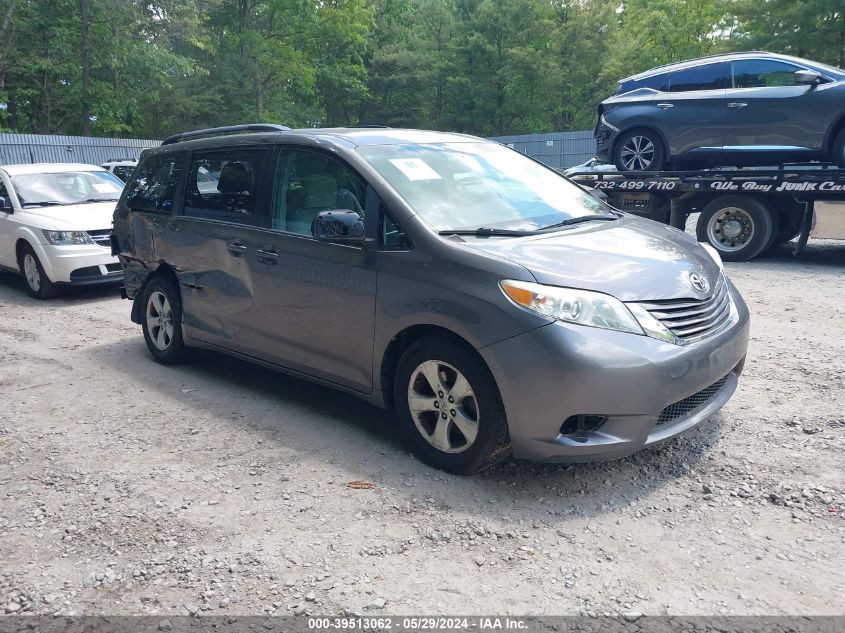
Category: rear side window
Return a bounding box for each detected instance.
[617,73,669,94]
[112,165,135,182]
[732,59,802,88]
[124,154,183,213]
[184,148,270,224]
[668,63,727,92]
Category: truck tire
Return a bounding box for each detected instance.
[696,195,776,262]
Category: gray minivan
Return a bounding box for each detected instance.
[112,124,750,474]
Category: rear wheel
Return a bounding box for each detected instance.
[141,276,187,364]
[613,129,666,172]
[696,195,776,262]
[18,243,58,299]
[394,335,510,475]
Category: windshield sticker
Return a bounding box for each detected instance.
[389,158,442,181]
[92,182,121,193]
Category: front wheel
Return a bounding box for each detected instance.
[613,129,666,172]
[141,276,187,364]
[394,336,510,475]
[18,243,58,299]
[696,195,776,262]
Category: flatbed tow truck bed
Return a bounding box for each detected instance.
[567,164,845,261]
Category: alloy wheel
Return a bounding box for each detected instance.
[407,360,479,454]
[146,290,174,351]
[706,206,755,252]
[620,135,655,170]
[23,253,41,292]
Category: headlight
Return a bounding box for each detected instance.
[500,279,644,335]
[699,242,724,271]
[42,230,93,245]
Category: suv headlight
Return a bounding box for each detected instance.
[500,279,644,335]
[42,230,93,245]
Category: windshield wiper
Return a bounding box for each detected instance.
[538,214,618,231]
[80,198,120,203]
[438,227,536,237]
[21,201,68,207]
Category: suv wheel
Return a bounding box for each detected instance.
[697,195,776,262]
[394,335,510,475]
[18,243,58,299]
[613,129,666,172]
[141,276,187,364]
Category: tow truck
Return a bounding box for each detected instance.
[567,163,845,261]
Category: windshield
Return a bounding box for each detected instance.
[11,170,125,206]
[357,142,614,232]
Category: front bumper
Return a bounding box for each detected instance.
[37,243,122,284]
[480,285,750,463]
[594,116,618,161]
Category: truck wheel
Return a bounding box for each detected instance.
[832,128,845,168]
[696,195,775,261]
[613,129,665,172]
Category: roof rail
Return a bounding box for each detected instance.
[624,50,771,81]
[161,123,291,146]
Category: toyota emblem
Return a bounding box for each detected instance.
[688,272,710,293]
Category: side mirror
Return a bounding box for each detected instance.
[795,70,821,86]
[312,210,365,244]
[0,195,11,212]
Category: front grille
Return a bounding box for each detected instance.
[86,229,112,248]
[635,277,731,342]
[655,374,729,428]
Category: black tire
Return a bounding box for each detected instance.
[393,335,510,475]
[613,128,666,172]
[141,275,188,364]
[831,128,845,168]
[18,243,58,299]
[696,195,776,262]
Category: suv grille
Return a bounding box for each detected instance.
[86,229,112,248]
[636,277,731,342]
[656,374,730,428]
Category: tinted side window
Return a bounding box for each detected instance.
[732,60,801,88]
[125,154,182,213]
[669,63,727,92]
[273,149,366,236]
[0,178,8,198]
[617,73,668,94]
[112,166,135,182]
[185,148,269,224]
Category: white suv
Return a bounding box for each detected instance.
[100,158,139,182]
[0,163,124,298]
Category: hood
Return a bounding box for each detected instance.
[459,216,721,302]
[19,202,117,231]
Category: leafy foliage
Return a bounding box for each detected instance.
[1,0,842,137]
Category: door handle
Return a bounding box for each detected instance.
[256,247,279,264]
[656,103,674,109]
[728,102,748,108]
[227,240,248,256]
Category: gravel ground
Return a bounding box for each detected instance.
[0,239,843,618]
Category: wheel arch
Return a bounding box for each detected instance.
[378,324,485,411]
[130,261,181,325]
[612,124,672,164]
[824,111,845,155]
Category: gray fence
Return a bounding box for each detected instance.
[0,130,594,170]
[490,130,596,169]
[0,133,161,166]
